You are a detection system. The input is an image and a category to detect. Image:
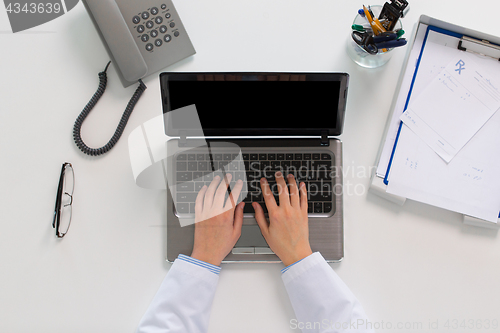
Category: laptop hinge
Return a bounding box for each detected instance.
[179,130,187,147]
[320,130,329,146]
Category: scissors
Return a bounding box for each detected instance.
[352,30,379,54]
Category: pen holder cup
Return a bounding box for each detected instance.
[346,5,402,68]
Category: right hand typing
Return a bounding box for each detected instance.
[252,172,313,266]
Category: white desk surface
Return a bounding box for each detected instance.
[1,1,499,332]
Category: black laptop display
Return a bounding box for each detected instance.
[161,73,348,137]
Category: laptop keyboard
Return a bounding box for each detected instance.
[174,151,336,217]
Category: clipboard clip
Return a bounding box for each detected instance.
[457,36,500,62]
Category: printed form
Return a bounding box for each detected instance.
[400,53,500,163]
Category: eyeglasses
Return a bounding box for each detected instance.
[53,162,74,238]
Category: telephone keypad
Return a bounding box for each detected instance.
[131,3,180,52]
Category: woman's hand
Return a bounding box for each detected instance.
[253,172,312,266]
[190,174,245,266]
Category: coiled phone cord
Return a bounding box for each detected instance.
[73,61,147,156]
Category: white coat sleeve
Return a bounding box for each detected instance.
[136,255,220,333]
[282,252,374,333]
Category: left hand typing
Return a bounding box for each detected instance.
[190,174,245,266]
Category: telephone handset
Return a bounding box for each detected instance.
[82,0,195,87]
[74,0,195,156]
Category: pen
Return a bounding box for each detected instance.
[363,5,386,35]
[373,32,398,43]
[352,24,366,32]
[373,32,396,52]
[361,5,376,33]
[375,38,407,49]
[367,5,375,19]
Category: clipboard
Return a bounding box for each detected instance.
[370,15,500,229]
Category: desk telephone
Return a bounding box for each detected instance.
[73,0,195,156]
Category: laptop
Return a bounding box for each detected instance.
[161,72,348,262]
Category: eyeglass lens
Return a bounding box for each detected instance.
[58,164,74,236]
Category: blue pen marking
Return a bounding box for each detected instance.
[455,59,465,74]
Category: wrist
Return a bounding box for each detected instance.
[190,250,222,266]
[281,247,313,267]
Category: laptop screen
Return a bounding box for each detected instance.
[161,73,348,137]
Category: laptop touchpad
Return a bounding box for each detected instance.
[235,225,268,247]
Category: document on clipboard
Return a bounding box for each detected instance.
[371,16,500,225]
[400,53,500,163]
